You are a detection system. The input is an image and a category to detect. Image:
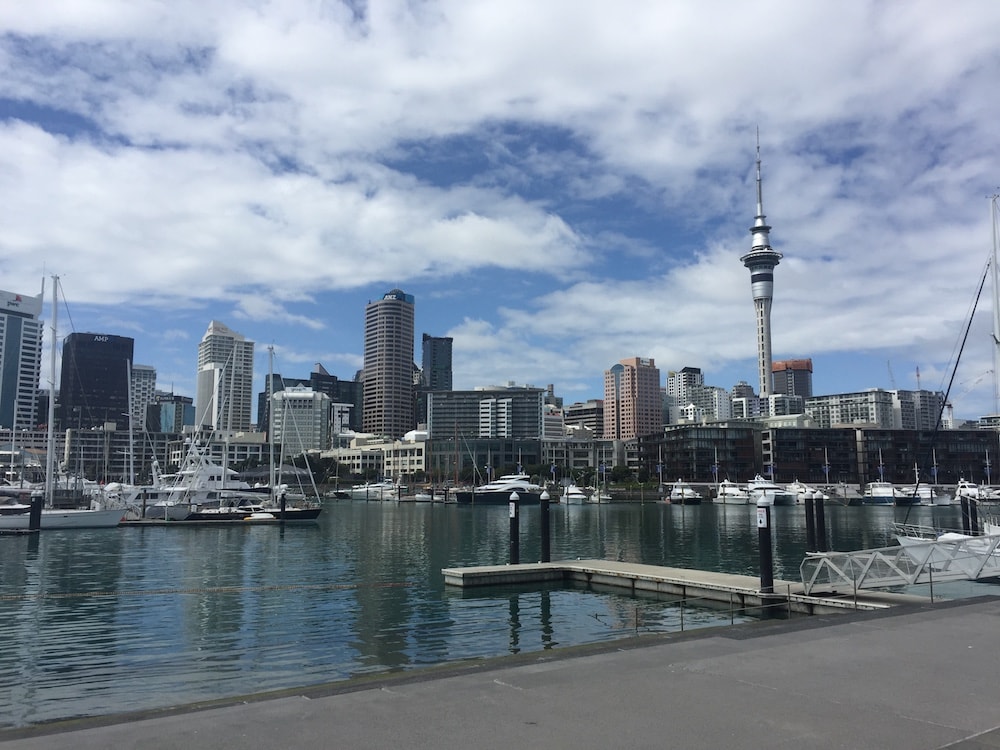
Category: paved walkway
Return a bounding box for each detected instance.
[2,596,999,750]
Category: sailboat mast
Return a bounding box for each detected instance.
[44,276,58,508]
[268,346,275,494]
[991,195,1000,415]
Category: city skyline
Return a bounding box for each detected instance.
[2,4,999,421]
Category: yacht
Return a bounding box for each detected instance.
[561,483,588,505]
[668,479,702,505]
[747,475,796,506]
[861,481,897,505]
[714,479,750,505]
[347,480,400,501]
[453,474,543,505]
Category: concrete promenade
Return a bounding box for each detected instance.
[2,596,999,749]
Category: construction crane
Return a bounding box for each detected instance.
[887,360,896,389]
[946,369,994,423]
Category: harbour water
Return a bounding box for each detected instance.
[0,499,993,728]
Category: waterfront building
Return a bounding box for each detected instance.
[604,357,662,440]
[195,321,254,432]
[740,143,783,399]
[363,289,415,438]
[270,386,331,453]
[427,385,544,440]
[643,424,998,488]
[321,432,427,482]
[169,428,266,471]
[772,359,813,398]
[59,332,134,430]
[0,286,43,434]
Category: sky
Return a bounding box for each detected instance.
[2,1,1000,423]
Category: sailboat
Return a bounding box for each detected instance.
[0,276,124,530]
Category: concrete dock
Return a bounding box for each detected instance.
[443,558,928,614]
[2,594,999,749]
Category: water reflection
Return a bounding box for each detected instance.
[0,500,995,728]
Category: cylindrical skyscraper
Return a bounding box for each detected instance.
[362,288,415,438]
[740,142,783,397]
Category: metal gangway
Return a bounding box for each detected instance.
[800,525,1000,595]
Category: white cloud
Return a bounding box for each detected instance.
[1,1,1000,418]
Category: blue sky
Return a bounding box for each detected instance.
[2,1,1000,422]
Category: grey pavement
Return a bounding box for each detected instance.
[3,596,1000,750]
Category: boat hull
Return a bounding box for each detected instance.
[453,490,542,505]
[182,507,322,522]
[0,507,123,530]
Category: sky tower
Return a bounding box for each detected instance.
[740,139,783,397]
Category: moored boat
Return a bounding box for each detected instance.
[861,481,897,505]
[453,474,542,505]
[562,483,587,505]
[714,479,750,505]
[747,474,796,506]
[668,479,702,505]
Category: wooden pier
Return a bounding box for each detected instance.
[442,559,927,615]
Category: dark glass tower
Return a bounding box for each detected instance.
[421,334,453,390]
[59,333,134,429]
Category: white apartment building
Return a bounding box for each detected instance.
[271,386,331,453]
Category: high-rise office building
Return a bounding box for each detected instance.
[131,363,157,426]
[772,359,813,398]
[603,357,662,440]
[740,141,783,397]
[195,321,254,432]
[363,289,415,438]
[421,334,453,390]
[59,333,134,429]
[0,286,43,431]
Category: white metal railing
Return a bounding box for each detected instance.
[800,534,1000,595]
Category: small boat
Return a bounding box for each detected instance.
[668,479,702,505]
[747,475,796,506]
[714,479,750,505]
[452,474,542,505]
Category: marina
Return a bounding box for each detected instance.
[2,498,997,729]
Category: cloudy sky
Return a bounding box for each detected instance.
[2,1,1000,421]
